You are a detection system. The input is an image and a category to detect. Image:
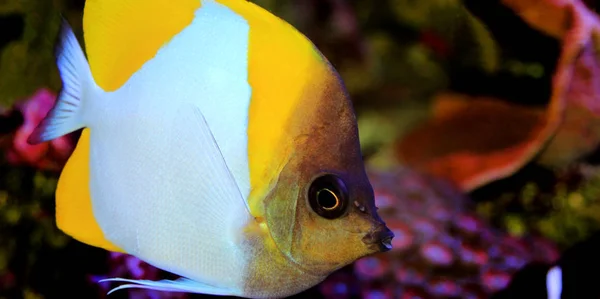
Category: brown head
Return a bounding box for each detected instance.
[258,52,393,276]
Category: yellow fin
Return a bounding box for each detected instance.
[216,0,329,215]
[83,0,201,91]
[56,129,123,252]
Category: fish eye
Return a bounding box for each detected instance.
[308,174,348,219]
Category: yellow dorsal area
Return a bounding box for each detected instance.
[56,129,123,252]
[216,0,327,215]
[83,0,201,91]
[56,0,199,251]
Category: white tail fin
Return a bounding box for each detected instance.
[28,19,93,144]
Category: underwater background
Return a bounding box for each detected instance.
[2,0,600,298]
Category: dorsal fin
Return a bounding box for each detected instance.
[83,0,201,91]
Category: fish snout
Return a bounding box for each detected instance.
[362,223,394,252]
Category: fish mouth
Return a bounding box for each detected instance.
[362,224,395,252]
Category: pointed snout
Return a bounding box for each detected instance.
[362,223,394,252]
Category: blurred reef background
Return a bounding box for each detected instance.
[3,0,600,298]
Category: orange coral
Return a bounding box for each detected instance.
[397,0,600,191]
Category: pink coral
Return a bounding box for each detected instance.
[5,88,75,171]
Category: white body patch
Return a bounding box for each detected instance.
[84,0,253,292]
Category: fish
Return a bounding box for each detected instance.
[27,0,393,297]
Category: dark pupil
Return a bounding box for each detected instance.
[317,189,338,209]
[308,174,348,219]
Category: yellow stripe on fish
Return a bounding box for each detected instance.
[83,0,201,91]
[56,129,123,252]
[215,0,329,215]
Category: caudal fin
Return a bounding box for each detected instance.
[28,19,93,145]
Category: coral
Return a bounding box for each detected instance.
[395,0,600,193]
[4,88,76,171]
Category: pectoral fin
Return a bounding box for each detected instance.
[96,104,252,295]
